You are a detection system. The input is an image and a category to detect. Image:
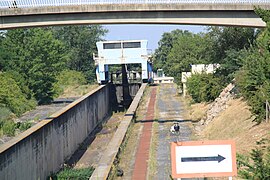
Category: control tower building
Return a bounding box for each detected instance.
[93,40,152,84]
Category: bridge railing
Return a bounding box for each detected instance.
[1,0,269,9]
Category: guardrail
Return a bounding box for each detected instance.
[1,0,269,9]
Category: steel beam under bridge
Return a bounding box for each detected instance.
[0,3,270,29]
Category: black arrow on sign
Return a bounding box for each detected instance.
[181,154,226,163]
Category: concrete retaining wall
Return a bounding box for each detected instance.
[0,85,111,180]
[114,83,141,101]
[90,83,147,180]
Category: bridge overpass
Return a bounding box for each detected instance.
[0,0,270,29]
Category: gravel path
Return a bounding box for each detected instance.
[155,84,193,180]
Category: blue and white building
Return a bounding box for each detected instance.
[94,40,153,84]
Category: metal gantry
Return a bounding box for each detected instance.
[1,0,270,9]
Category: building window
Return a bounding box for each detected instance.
[123,42,141,48]
[103,43,121,49]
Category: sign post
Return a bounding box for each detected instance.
[171,140,237,179]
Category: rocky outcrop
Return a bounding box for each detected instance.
[200,82,236,125]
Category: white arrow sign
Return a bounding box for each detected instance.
[171,140,237,178]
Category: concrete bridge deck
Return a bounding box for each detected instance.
[0,3,270,29]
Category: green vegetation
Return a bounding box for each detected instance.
[17,121,33,131]
[1,28,68,104]
[54,69,87,96]
[50,167,95,180]
[0,73,36,116]
[53,26,107,83]
[0,25,107,137]
[153,17,270,123]
[238,138,270,179]
[186,73,223,103]
[0,107,13,121]
[153,27,255,82]
[153,8,270,179]
[2,120,16,136]
[234,9,270,123]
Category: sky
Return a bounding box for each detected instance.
[103,24,206,51]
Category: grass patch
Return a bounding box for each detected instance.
[148,85,160,178]
[17,121,32,131]
[0,107,13,121]
[2,120,16,136]
[0,107,33,137]
[181,95,209,122]
[59,84,99,98]
[107,121,135,180]
[135,85,151,121]
[0,120,33,137]
[148,121,159,179]
[50,167,94,180]
[195,98,270,158]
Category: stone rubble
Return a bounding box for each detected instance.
[200,82,236,126]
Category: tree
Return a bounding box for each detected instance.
[186,73,224,103]
[0,73,36,116]
[214,49,247,83]
[238,138,270,179]
[166,32,213,84]
[235,46,270,123]
[233,8,270,123]
[1,28,68,104]
[207,27,256,62]
[52,25,108,83]
[153,29,190,72]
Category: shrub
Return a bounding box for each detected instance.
[50,167,95,180]
[0,73,36,116]
[17,121,32,131]
[4,70,33,99]
[0,106,12,121]
[2,120,16,136]
[237,138,270,179]
[235,48,270,123]
[54,70,87,96]
[186,73,224,103]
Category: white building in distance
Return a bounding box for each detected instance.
[181,64,220,96]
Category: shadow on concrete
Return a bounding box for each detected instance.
[136,119,192,123]
[65,112,115,167]
[149,83,159,87]
[124,113,134,117]
[66,123,104,166]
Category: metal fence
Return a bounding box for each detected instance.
[1,0,269,9]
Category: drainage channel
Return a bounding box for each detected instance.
[46,113,123,179]
[90,83,147,179]
[49,83,147,180]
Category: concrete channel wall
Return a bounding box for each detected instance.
[90,83,147,180]
[114,83,141,102]
[0,85,111,180]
